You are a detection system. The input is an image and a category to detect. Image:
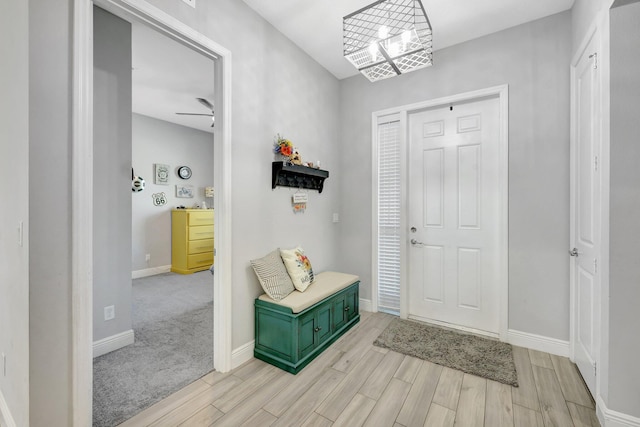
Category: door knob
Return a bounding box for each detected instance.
[569,248,579,257]
[411,239,424,245]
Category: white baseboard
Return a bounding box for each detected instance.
[231,340,255,370]
[0,389,17,427]
[359,298,372,312]
[598,396,640,427]
[132,265,171,279]
[507,329,570,357]
[93,329,135,358]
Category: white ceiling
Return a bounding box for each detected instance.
[131,0,575,132]
[132,22,215,133]
[242,0,575,80]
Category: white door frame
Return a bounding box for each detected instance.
[72,0,233,424]
[371,85,509,340]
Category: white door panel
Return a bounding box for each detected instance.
[408,97,500,334]
[571,32,600,398]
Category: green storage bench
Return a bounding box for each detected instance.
[254,271,360,374]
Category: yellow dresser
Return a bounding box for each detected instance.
[171,209,214,274]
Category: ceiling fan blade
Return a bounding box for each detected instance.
[175,113,214,116]
[196,97,214,111]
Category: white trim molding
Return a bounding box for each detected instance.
[359,298,372,312]
[598,396,640,427]
[231,341,255,370]
[92,329,135,358]
[131,265,171,279]
[507,329,570,357]
[0,389,17,427]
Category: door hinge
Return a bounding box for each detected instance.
[589,52,598,69]
[594,155,598,172]
[594,361,597,377]
[594,258,598,274]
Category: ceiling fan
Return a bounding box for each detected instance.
[176,97,215,127]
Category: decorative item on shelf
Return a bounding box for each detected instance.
[154,163,170,185]
[272,161,329,193]
[152,192,167,206]
[343,0,433,82]
[177,166,192,180]
[273,133,295,164]
[132,168,145,192]
[204,186,214,209]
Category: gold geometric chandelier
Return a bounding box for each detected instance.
[343,0,433,82]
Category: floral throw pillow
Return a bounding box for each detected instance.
[280,247,315,292]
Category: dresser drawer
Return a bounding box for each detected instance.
[188,238,213,255]
[189,225,214,240]
[188,211,214,226]
[188,252,213,269]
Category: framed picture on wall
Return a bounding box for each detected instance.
[175,184,194,198]
[154,163,170,185]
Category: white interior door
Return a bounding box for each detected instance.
[571,33,601,398]
[408,97,501,335]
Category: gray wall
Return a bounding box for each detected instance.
[0,1,30,426]
[571,0,604,49]
[338,12,572,341]
[93,7,133,343]
[609,1,640,417]
[28,0,73,424]
[131,113,213,272]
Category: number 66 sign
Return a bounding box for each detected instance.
[152,192,167,206]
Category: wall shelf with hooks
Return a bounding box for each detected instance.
[272,161,329,193]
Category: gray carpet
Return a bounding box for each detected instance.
[93,271,214,427]
[374,318,518,387]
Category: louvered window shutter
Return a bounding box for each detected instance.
[377,119,401,314]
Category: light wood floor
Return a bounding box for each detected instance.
[117,312,599,427]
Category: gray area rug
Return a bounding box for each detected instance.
[93,271,213,427]
[374,318,518,387]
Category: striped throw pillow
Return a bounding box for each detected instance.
[250,249,295,301]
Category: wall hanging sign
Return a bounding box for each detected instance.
[292,191,308,213]
[154,163,170,185]
[177,166,192,180]
[176,184,194,198]
[152,192,167,206]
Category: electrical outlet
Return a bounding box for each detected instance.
[332,213,340,223]
[181,0,196,8]
[2,353,6,377]
[145,253,151,262]
[104,305,115,321]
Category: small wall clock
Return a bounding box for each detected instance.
[177,166,192,180]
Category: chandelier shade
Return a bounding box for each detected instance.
[343,0,433,82]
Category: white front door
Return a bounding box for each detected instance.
[408,97,501,335]
[571,32,601,397]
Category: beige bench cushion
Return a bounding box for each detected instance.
[258,271,359,313]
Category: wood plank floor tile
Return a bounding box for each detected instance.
[178,404,223,426]
[484,381,513,427]
[567,402,600,427]
[363,378,412,427]
[550,354,595,409]
[316,349,384,421]
[454,374,486,427]
[233,358,268,380]
[528,349,554,369]
[301,413,333,427]
[359,350,405,400]
[117,379,212,427]
[394,356,424,384]
[424,403,455,427]
[396,361,443,427]
[150,388,219,427]
[332,326,384,373]
[513,404,544,427]
[239,409,277,427]
[212,364,280,413]
[531,365,574,427]
[511,346,541,411]
[332,393,377,427]
[272,368,346,427]
[432,367,464,411]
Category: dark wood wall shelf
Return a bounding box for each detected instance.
[272,161,329,193]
